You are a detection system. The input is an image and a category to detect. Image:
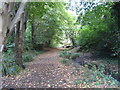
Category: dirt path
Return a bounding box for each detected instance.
[2,48,78,88]
[2,48,119,88]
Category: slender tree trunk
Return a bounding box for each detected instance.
[70,37,76,47]
[24,12,28,32]
[31,20,36,48]
[0,3,3,61]
[23,12,28,50]
[0,2,9,88]
[45,40,51,48]
[69,32,76,47]
[14,14,25,69]
[0,3,3,89]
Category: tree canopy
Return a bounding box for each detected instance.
[0,2,120,87]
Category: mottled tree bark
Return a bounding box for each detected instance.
[14,14,25,69]
[4,1,27,45]
[0,2,9,78]
[0,1,27,78]
[0,3,3,89]
[70,37,76,47]
[0,2,11,88]
[22,12,28,50]
[31,20,36,48]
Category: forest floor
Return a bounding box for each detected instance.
[2,48,119,88]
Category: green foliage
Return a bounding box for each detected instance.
[23,54,33,62]
[59,50,79,60]
[97,57,118,65]
[24,20,33,50]
[2,29,22,75]
[2,49,45,76]
[60,59,71,66]
[26,2,73,48]
[59,49,80,60]
[76,3,120,57]
[59,50,79,66]
[76,25,99,51]
[74,64,120,87]
[70,53,80,59]
[5,65,22,75]
[2,55,22,75]
[59,51,71,59]
[23,50,45,62]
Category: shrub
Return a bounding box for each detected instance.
[60,59,71,66]
[59,51,71,59]
[5,65,22,75]
[76,26,99,51]
[70,53,80,59]
[23,50,45,62]
[2,57,22,76]
[73,64,120,87]
[23,54,33,62]
[59,51,80,59]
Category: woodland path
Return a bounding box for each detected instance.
[2,48,81,88]
[2,48,119,88]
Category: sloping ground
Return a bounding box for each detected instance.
[2,48,119,88]
[74,52,119,81]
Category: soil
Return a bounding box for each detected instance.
[2,48,119,88]
[2,48,78,88]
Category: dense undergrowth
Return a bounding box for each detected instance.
[59,50,120,87]
[74,64,120,88]
[2,49,44,76]
[1,2,120,88]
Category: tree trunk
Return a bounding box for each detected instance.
[0,3,3,89]
[70,37,76,47]
[23,12,28,50]
[0,2,9,88]
[45,40,51,48]
[4,1,28,45]
[69,32,76,47]
[24,12,28,32]
[0,2,27,77]
[14,14,25,69]
[31,20,36,48]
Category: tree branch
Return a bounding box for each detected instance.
[8,0,28,31]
